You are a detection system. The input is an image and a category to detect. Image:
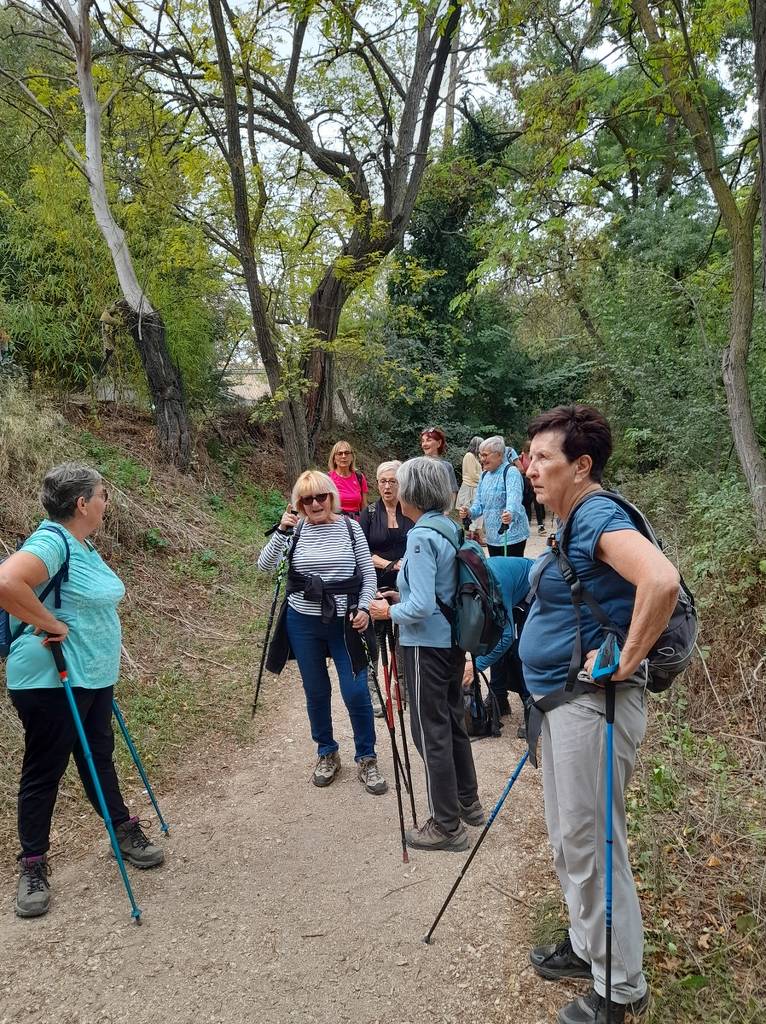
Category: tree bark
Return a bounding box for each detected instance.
[208,0,309,479]
[752,0,766,304]
[43,0,192,469]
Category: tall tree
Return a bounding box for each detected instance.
[1,0,192,468]
[631,0,765,538]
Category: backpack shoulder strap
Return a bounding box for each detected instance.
[36,524,71,608]
[412,517,462,552]
[343,514,357,549]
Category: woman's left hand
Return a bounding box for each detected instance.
[501,510,512,525]
[368,599,389,621]
[350,608,370,631]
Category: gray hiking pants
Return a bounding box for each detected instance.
[541,686,648,1004]
[402,645,479,833]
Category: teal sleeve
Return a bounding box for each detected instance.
[21,527,68,579]
[390,538,439,626]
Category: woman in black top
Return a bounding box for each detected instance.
[359,460,414,714]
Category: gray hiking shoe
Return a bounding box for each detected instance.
[357,756,388,795]
[312,751,341,788]
[459,798,485,827]
[114,817,165,869]
[15,855,51,918]
[405,817,469,852]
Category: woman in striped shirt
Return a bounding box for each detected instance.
[258,471,387,795]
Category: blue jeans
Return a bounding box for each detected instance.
[286,607,376,761]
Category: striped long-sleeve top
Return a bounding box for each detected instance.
[257,517,377,617]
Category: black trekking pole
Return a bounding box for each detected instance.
[357,617,409,864]
[591,634,621,1024]
[251,536,290,717]
[422,749,529,944]
[112,700,170,835]
[49,643,142,924]
[383,621,417,828]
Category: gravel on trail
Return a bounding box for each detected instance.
[1,530,582,1024]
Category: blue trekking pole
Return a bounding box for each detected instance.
[49,643,142,924]
[591,633,621,1024]
[112,700,170,835]
[422,749,529,944]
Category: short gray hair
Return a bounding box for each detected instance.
[397,457,454,513]
[376,460,401,480]
[41,463,102,521]
[479,435,505,456]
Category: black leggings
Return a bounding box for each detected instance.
[487,541,527,557]
[10,685,129,856]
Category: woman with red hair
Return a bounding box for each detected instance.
[419,427,458,501]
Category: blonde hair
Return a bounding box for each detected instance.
[328,440,357,472]
[376,460,401,480]
[291,470,341,514]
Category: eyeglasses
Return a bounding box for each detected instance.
[335,450,352,456]
[378,478,398,487]
[299,493,330,507]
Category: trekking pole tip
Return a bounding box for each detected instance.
[421,934,432,945]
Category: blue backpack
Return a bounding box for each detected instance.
[0,524,71,659]
[413,518,506,657]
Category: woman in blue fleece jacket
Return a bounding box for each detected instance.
[369,457,482,853]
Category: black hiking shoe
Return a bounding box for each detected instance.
[458,798,486,827]
[558,986,650,1023]
[530,934,592,980]
[113,817,165,869]
[495,696,511,717]
[15,855,51,918]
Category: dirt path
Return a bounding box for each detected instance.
[1,532,580,1024]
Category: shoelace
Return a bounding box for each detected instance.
[124,823,152,850]
[24,862,50,895]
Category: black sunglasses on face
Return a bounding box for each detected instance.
[300,493,330,507]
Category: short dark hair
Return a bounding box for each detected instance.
[527,405,612,483]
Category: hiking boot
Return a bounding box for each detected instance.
[558,986,650,1024]
[530,934,592,980]
[405,818,469,852]
[113,817,165,869]
[312,751,341,788]
[496,695,511,717]
[458,798,486,827]
[516,722,527,740]
[538,524,546,534]
[357,756,388,795]
[15,855,51,918]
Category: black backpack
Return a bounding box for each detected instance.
[464,668,502,739]
[553,491,699,693]
[0,524,71,659]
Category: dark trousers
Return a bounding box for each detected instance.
[10,686,129,857]
[402,645,478,833]
[487,541,527,557]
[523,493,545,528]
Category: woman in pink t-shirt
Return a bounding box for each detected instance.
[328,440,368,518]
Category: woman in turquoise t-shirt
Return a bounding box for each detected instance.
[0,463,164,919]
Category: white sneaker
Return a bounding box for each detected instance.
[357,756,388,795]
[313,751,341,787]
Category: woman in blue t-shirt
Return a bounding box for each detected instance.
[0,463,164,919]
[518,406,679,1024]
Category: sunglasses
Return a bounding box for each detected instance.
[335,449,352,456]
[299,493,330,507]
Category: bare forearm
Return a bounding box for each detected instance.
[0,582,61,633]
[618,580,678,678]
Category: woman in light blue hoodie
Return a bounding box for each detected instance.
[369,457,482,853]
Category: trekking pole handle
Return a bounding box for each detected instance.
[498,521,509,535]
[49,640,67,678]
[591,634,620,681]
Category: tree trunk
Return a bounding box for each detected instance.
[208,0,309,480]
[751,0,766,304]
[59,0,193,468]
[125,306,191,467]
[305,266,347,452]
[443,27,460,151]
[722,226,766,537]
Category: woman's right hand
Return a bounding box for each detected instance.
[35,621,69,644]
[458,505,469,519]
[279,505,299,532]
